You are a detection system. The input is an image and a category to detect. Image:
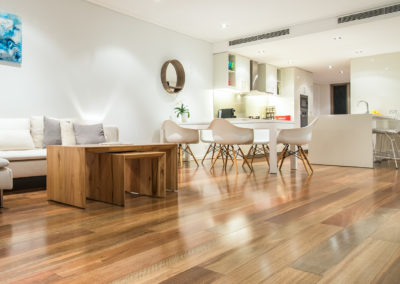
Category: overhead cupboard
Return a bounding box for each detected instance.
[213,52,279,95]
[213,52,250,92]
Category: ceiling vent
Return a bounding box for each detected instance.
[338,3,400,24]
[229,28,290,46]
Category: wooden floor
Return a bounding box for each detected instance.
[1,159,400,283]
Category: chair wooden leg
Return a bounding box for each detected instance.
[178,144,183,167]
[231,145,238,173]
[251,145,257,166]
[262,144,270,168]
[279,145,289,170]
[211,144,217,161]
[224,145,229,172]
[238,146,253,172]
[277,145,287,166]
[201,144,213,165]
[244,145,253,167]
[210,148,222,170]
[298,146,311,175]
[186,145,199,167]
[300,146,314,174]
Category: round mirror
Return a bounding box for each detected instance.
[161,60,185,94]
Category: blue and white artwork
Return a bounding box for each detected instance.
[0,12,21,64]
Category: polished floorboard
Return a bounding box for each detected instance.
[1,159,400,283]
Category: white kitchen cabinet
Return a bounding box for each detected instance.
[258,63,278,94]
[213,52,250,92]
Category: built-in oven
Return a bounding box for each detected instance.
[300,95,308,127]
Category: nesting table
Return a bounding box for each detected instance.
[46,144,178,208]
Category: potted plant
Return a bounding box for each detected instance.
[174,103,190,123]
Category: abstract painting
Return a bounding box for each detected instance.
[0,12,21,63]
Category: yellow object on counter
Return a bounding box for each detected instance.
[371,110,382,115]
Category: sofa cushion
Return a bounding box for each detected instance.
[0,130,35,151]
[43,117,62,147]
[0,149,46,161]
[0,158,9,167]
[60,120,76,146]
[73,123,106,145]
[30,116,44,148]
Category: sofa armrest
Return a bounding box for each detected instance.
[104,126,119,142]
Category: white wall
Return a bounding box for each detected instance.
[0,0,213,144]
[313,83,330,116]
[351,52,400,115]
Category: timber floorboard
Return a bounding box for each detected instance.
[0,159,400,283]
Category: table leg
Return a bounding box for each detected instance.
[269,126,278,174]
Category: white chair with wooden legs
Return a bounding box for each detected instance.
[247,129,270,168]
[0,158,13,208]
[277,118,318,175]
[161,120,200,167]
[200,130,218,165]
[208,119,254,173]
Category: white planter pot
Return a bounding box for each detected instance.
[181,113,189,123]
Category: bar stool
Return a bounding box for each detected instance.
[277,118,318,175]
[247,130,270,168]
[373,128,399,169]
[161,120,200,167]
[208,119,253,173]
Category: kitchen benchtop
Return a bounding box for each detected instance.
[178,118,295,126]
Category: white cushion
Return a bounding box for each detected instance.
[30,116,44,148]
[60,120,76,146]
[0,118,30,130]
[0,149,46,161]
[0,158,9,167]
[0,130,35,151]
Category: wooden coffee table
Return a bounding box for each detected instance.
[46,144,178,208]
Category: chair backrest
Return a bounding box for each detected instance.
[161,120,199,144]
[208,119,253,145]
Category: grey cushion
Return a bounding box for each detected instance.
[0,158,10,168]
[73,123,106,145]
[43,117,62,147]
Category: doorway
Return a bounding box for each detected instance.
[330,83,350,114]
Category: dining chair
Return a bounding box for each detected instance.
[277,118,318,175]
[200,130,217,164]
[161,120,200,167]
[247,129,270,168]
[208,119,254,173]
[373,128,399,169]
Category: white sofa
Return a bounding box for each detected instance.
[0,117,119,179]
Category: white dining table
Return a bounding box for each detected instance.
[161,119,297,174]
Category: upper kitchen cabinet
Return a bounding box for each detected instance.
[213,52,250,92]
[258,63,278,94]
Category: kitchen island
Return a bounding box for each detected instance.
[309,114,400,168]
[165,119,296,174]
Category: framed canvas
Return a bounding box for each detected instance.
[0,12,21,63]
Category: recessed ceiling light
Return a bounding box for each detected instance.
[333,36,342,40]
[221,23,229,29]
[328,65,333,69]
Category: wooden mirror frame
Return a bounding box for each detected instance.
[161,60,185,94]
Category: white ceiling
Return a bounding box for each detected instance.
[87,0,397,42]
[232,16,400,84]
[86,0,400,84]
